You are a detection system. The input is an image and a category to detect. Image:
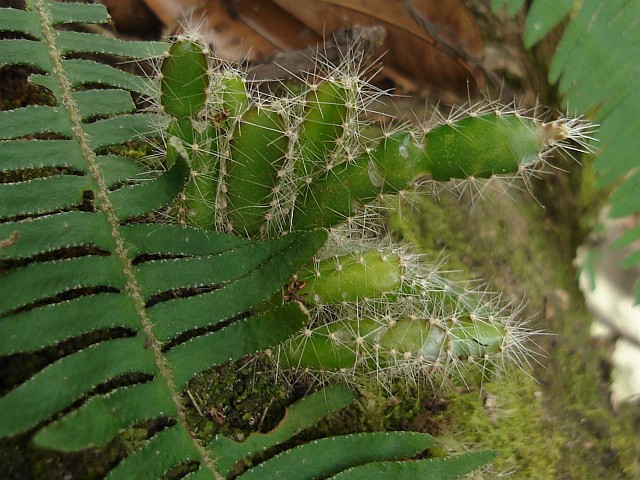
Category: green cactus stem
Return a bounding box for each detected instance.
[278,312,507,382]
[225,106,288,236]
[297,81,347,178]
[146,39,582,391]
[296,240,500,319]
[164,117,194,168]
[183,128,218,228]
[276,238,521,387]
[292,113,564,230]
[219,72,248,121]
[160,39,209,119]
[159,38,220,228]
[421,113,548,181]
[296,249,404,305]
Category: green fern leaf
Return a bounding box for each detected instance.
[329,450,497,479]
[209,384,358,476]
[237,431,435,480]
[523,0,574,48]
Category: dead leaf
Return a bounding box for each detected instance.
[143,0,203,30]
[142,0,484,90]
[100,0,160,35]
[273,0,484,89]
[144,0,321,62]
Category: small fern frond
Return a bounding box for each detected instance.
[210,384,491,479]
[209,384,358,476]
[236,431,435,479]
[328,450,497,479]
[495,0,640,301]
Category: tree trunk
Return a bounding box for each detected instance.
[383,2,640,477]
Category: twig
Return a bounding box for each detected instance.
[246,25,386,83]
[185,388,205,417]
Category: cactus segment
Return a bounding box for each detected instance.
[291,155,379,230]
[279,313,507,378]
[288,323,359,371]
[165,116,219,228]
[183,125,219,228]
[165,117,195,168]
[297,81,347,177]
[272,235,525,390]
[225,107,288,236]
[366,133,428,192]
[160,40,209,119]
[219,72,248,120]
[159,38,219,228]
[448,318,505,358]
[293,113,557,230]
[419,113,546,181]
[297,249,404,305]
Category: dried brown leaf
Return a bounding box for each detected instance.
[142,0,484,90]
[273,0,484,89]
[143,0,203,30]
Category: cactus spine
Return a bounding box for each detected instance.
[150,35,591,392]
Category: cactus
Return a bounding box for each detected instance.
[271,237,534,391]
[148,35,592,392]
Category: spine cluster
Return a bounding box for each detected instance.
[147,34,593,392]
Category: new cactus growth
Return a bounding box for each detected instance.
[274,239,531,390]
[297,80,347,178]
[160,39,209,119]
[296,249,404,305]
[148,35,592,392]
[292,114,570,230]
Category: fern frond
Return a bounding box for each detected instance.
[209,384,358,476]
[495,0,640,301]
[237,431,435,479]
[0,1,324,477]
[329,450,497,479]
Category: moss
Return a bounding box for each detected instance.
[438,372,562,477]
[181,358,294,444]
[385,174,640,478]
[0,423,153,480]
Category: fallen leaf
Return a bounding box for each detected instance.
[273,0,484,89]
[143,0,203,30]
[101,0,161,35]
[142,0,484,90]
